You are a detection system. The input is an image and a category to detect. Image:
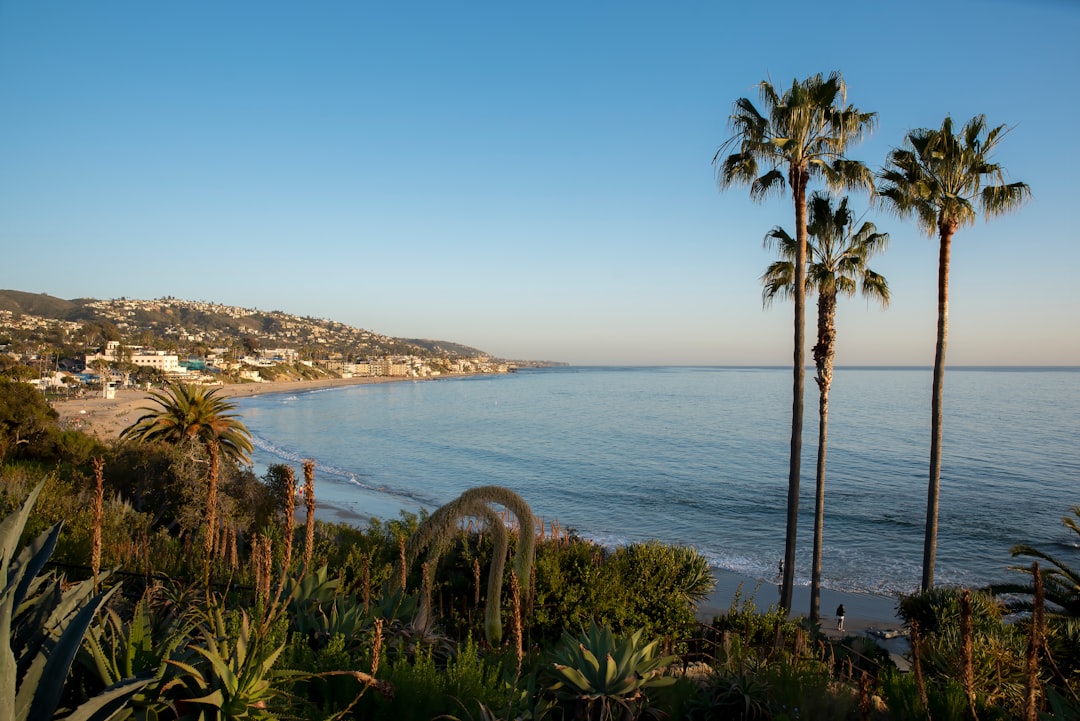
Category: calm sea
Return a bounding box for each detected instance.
[235,366,1080,597]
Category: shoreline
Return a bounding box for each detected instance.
[306,495,909,652]
[50,374,465,439]
[51,373,911,654]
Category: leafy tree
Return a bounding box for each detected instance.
[879,115,1030,591]
[131,364,165,389]
[0,355,36,382]
[0,377,58,460]
[119,381,253,465]
[715,72,876,610]
[762,193,889,621]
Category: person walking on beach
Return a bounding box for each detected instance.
[835,604,846,632]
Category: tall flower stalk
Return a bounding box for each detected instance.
[91,456,105,592]
[302,459,316,571]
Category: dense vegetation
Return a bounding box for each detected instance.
[0,377,1077,720]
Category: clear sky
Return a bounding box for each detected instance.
[1,1,1077,366]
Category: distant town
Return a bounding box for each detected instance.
[0,291,557,394]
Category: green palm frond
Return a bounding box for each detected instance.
[879,114,1030,235]
[999,507,1080,616]
[120,382,253,464]
[715,72,876,200]
[762,192,890,306]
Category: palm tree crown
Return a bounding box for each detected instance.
[715,72,877,200]
[878,115,1030,237]
[120,382,253,465]
[715,71,876,612]
[762,193,890,307]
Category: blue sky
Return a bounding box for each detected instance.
[1,0,1076,365]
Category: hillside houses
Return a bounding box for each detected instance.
[1,296,512,389]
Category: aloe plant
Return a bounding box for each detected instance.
[542,622,676,721]
[1,480,151,721]
[81,589,194,719]
[162,607,285,720]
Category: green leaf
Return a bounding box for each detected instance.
[59,676,154,721]
[552,664,593,692]
[25,586,117,721]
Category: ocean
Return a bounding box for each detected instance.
[235,366,1080,598]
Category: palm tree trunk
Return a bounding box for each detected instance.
[780,169,809,612]
[810,291,836,622]
[923,224,953,591]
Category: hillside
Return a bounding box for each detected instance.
[0,289,80,317]
[0,289,494,362]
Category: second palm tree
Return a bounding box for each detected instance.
[762,192,890,621]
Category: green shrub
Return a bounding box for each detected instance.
[899,587,1028,717]
[363,637,513,721]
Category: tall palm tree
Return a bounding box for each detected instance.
[715,72,876,611]
[879,115,1030,591]
[120,381,253,465]
[762,192,890,621]
[122,382,253,562]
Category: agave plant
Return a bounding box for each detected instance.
[162,607,285,720]
[1,481,150,721]
[81,589,194,719]
[542,622,676,721]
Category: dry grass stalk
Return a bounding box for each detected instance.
[371,618,384,676]
[910,621,929,712]
[205,443,220,557]
[259,534,273,602]
[251,535,264,602]
[473,558,482,605]
[528,566,537,617]
[228,525,239,571]
[303,459,316,570]
[309,670,394,717]
[415,561,433,635]
[960,589,975,711]
[858,671,873,721]
[218,521,229,560]
[1024,561,1044,721]
[252,534,274,604]
[509,569,523,668]
[283,465,296,571]
[91,456,105,591]
[362,554,371,613]
[551,518,563,543]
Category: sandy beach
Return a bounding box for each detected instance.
[50,375,911,658]
[50,375,420,439]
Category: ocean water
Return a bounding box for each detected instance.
[235,366,1080,597]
